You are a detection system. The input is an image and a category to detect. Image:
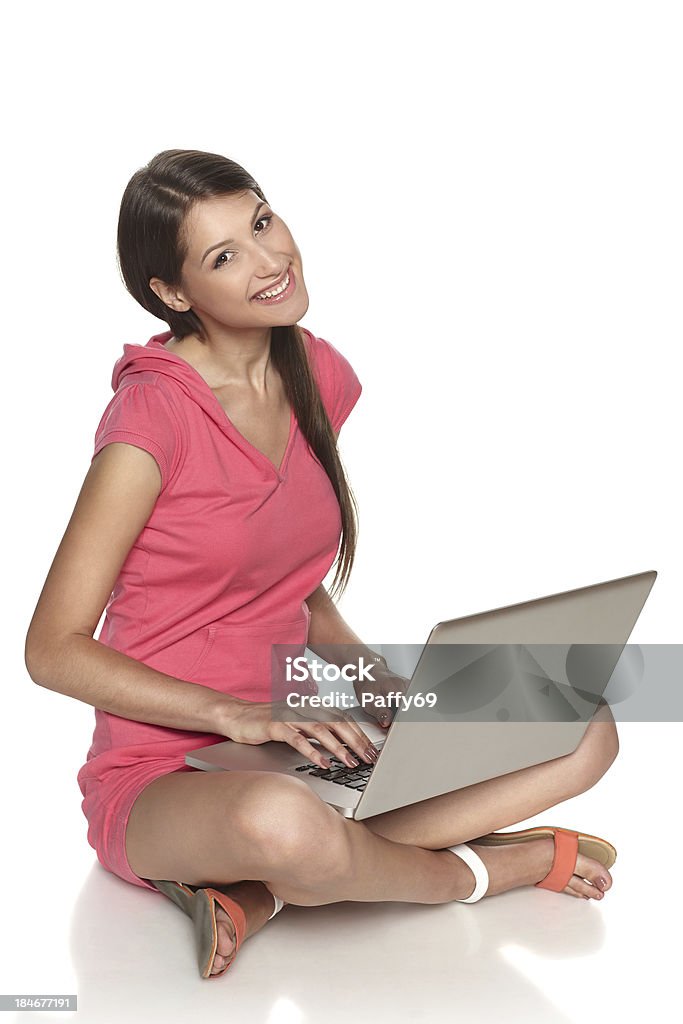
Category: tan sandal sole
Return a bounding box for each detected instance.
[471,827,617,870]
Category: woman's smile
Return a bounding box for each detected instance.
[251,265,297,304]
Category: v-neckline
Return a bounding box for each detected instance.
[207,384,297,481]
[153,339,297,481]
[228,403,297,479]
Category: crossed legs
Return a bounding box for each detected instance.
[126,698,617,905]
[125,701,618,974]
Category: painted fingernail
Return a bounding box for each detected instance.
[346,755,359,767]
[598,878,607,888]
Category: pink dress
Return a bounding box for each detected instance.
[76,327,362,890]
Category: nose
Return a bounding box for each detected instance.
[253,244,283,279]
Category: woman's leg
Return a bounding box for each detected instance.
[127,702,617,901]
[125,765,486,972]
[361,699,619,848]
[317,698,619,910]
[270,701,618,906]
[125,768,475,907]
[125,702,618,969]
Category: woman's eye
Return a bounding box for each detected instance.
[213,216,273,269]
[214,250,234,269]
[255,214,273,233]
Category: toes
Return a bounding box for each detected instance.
[575,853,613,893]
[565,875,605,900]
[210,911,237,974]
[563,883,588,899]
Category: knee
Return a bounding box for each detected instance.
[231,774,353,885]
[570,701,620,794]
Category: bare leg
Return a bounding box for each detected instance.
[361,702,619,848]
[129,770,503,969]
[348,705,620,910]
[128,705,618,971]
[264,701,619,906]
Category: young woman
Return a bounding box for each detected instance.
[25,149,620,980]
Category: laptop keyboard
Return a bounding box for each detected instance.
[294,746,379,791]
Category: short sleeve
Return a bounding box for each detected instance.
[91,381,180,491]
[304,331,362,434]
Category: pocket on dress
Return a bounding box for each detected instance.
[145,627,217,682]
[191,615,310,701]
[184,627,217,679]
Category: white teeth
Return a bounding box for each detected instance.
[255,271,289,300]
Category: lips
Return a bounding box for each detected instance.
[251,265,290,301]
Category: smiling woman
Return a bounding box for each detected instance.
[25,147,376,976]
[145,190,305,330]
[26,147,620,984]
[116,150,359,596]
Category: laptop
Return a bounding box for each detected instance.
[185,569,656,820]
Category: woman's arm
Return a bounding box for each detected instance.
[304,584,384,669]
[25,442,240,734]
[304,585,410,728]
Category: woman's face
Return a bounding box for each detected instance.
[153,189,309,334]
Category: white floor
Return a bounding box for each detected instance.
[3,721,679,1024]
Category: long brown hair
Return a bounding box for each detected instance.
[116,149,358,599]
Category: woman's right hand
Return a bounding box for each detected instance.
[217,696,380,769]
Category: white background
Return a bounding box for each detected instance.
[3,2,681,1022]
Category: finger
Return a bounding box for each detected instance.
[359,701,393,728]
[309,720,378,766]
[271,722,333,769]
[327,719,380,764]
[292,710,379,764]
[288,717,354,761]
[332,712,384,759]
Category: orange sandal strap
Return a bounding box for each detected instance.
[535,828,579,892]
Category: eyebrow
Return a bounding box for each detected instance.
[200,201,269,266]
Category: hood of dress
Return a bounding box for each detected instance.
[111,330,231,433]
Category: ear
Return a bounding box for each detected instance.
[149,276,192,313]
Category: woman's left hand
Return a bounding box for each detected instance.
[353,661,411,728]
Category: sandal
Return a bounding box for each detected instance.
[448,825,616,902]
[149,879,248,979]
[472,826,617,892]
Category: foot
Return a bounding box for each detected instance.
[447,837,613,902]
[210,881,285,976]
